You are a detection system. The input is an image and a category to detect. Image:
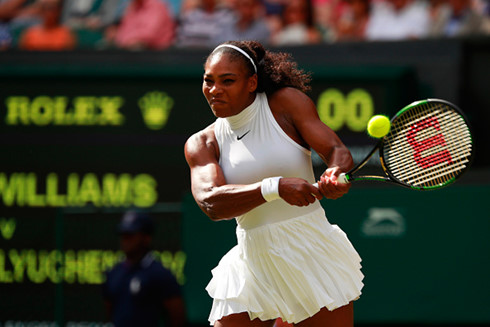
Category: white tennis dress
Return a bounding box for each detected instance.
[208,92,364,325]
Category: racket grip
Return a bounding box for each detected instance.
[337,173,349,184]
[312,173,349,188]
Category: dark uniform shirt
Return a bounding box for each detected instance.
[102,253,181,327]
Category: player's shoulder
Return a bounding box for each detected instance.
[184,123,219,163]
[188,122,215,140]
[185,123,216,151]
[268,87,306,101]
[267,87,315,114]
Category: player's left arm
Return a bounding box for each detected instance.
[272,87,353,199]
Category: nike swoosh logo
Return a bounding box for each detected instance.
[237,130,251,140]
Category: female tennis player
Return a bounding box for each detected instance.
[184,40,364,327]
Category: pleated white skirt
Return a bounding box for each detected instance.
[206,207,364,325]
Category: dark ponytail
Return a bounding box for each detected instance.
[209,41,312,95]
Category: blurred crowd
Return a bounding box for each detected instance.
[0,0,489,51]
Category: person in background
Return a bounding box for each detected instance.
[222,0,271,45]
[365,0,430,41]
[61,0,103,28]
[311,0,346,42]
[429,0,485,37]
[102,211,187,327]
[19,0,76,50]
[333,0,370,41]
[6,0,43,32]
[106,0,175,50]
[271,0,322,46]
[0,0,26,48]
[61,0,127,30]
[482,0,490,34]
[176,0,235,48]
[258,0,287,39]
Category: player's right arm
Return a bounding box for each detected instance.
[184,124,266,220]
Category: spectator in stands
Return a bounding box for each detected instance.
[1,0,43,45]
[271,0,322,46]
[260,0,287,37]
[312,0,346,42]
[19,0,76,50]
[103,211,186,327]
[58,0,127,49]
[62,0,127,30]
[334,0,370,41]
[482,0,490,34]
[105,0,175,50]
[0,0,25,48]
[429,0,485,37]
[179,0,200,14]
[61,0,103,28]
[222,0,271,45]
[176,0,235,48]
[0,25,10,49]
[365,0,430,41]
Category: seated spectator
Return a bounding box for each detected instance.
[0,23,10,49]
[271,0,322,46]
[61,0,129,30]
[0,0,25,49]
[176,0,235,48]
[221,0,271,45]
[7,0,42,30]
[1,0,42,47]
[61,0,103,28]
[106,0,175,50]
[19,0,76,50]
[334,0,370,41]
[482,0,490,34]
[260,0,287,36]
[179,0,200,14]
[429,0,485,38]
[312,0,347,42]
[365,0,430,41]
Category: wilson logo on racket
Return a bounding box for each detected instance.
[321,99,474,190]
[406,116,453,169]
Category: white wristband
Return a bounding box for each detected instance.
[261,176,282,202]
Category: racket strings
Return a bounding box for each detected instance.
[383,102,472,188]
[389,104,471,187]
[395,105,471,187]
[387,121,471,170]
[387,111,471,147]
[389,144,470,178]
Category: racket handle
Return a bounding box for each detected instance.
[312,173,349,188]
[338,173,349,184]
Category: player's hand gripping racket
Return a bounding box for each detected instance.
[321,99,474,190]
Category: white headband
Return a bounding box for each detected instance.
[214,44,257,73]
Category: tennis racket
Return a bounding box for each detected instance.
[327,99,474,190]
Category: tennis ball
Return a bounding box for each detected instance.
[367,115,391,138]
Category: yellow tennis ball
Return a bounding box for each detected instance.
[367,115,391,138]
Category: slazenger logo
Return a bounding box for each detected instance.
[361,207,406,237]
[138,91,174,130]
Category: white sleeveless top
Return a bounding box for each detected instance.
[214,92,322,229]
